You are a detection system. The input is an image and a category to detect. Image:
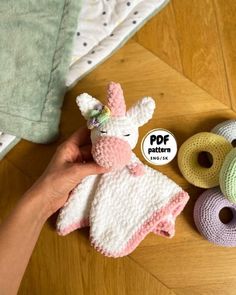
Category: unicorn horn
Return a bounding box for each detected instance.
[107,82,126,117]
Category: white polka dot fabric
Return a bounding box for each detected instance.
[66,0,169,87]
[0,133,20,160]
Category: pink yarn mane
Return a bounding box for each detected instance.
[107,82,126,117]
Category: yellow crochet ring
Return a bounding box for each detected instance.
[178,132,232,188]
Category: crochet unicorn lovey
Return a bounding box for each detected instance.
[57,82,189,257]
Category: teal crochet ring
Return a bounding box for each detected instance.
[220,148,236,203]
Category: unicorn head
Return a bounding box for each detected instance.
[76,82,155,169]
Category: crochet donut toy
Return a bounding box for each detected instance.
[212,119,236,144]
[220,148,236,203]
[178,132,232,188]
[211,120,236,203]
[194,187,236,247]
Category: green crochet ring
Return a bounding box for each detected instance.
[220,148,236,203]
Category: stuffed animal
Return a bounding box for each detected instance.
[57,82,189,257]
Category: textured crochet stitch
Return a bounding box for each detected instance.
[194,187,236,247]
[211,119,236,145]
[178,132,232,188]
[57,82,189,257]
[220,148,236,203]
[211,120,236,203]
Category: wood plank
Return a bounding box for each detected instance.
[214,0,236,110]
[6,40,229,180]
[174,281,236,295]
[70,40,228,119]
[134,2,183,73]
[0,159,32,222]
[19,227,173,295]
[172,0,230,106]
[0,160,34,292]
[131,240,236,289]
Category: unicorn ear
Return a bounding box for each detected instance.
[76,93,103,119]
[126,97,155,127]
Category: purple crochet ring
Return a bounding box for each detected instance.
[194,187,236,247]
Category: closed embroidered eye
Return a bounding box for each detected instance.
[100,130,107,134]
[123,134,130,137]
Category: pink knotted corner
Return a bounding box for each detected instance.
[127,163,145,176]
[107,82,126,117]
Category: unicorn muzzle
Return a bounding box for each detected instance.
[92,136,132,169]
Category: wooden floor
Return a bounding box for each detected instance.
[1,1,236,294]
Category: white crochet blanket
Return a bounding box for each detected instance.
[57,155,189,257]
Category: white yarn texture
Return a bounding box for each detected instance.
[57,153,188,257]
[89,160,185,256]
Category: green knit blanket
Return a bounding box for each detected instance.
[0,0,81,143]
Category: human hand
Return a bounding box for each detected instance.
[26,127,108,219]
